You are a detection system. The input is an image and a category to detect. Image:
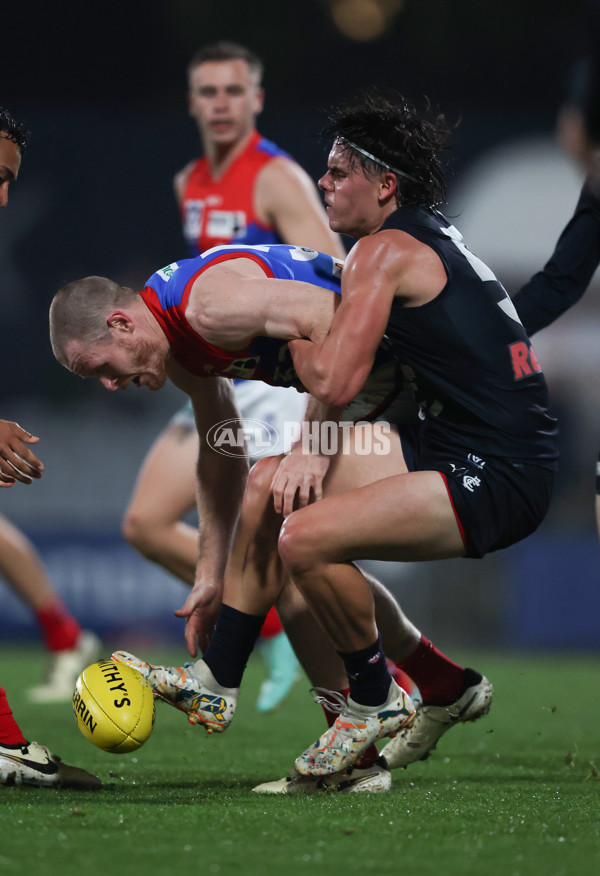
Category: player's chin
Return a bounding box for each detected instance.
[137,373,166,391]
[326,209,342,230]
[149,374,168,391]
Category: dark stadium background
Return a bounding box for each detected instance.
[1,0,598,651]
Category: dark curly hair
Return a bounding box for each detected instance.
[0,108,29,153]
[323,90,452,207]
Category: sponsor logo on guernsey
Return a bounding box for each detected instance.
[157,262,180,281]
[206,210,246,238]
[222,357,259,379]
[508,340,542,380]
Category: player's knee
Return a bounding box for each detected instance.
[278,512,319,582]
[243,456,281,510]
[121,509,160,558]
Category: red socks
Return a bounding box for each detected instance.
[397,636,466,706]
[0,688,27,746]
[259,606,283,640]
[387,660,420,701]
[36,599,81,651]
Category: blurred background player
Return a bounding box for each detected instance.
[557,0,600,180]
[0,516,100,703]
[551,0,600,538]
[0,109,100,787]
[121,41,346,712]
[0,108,100,706]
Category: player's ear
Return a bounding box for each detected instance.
[107,311,134,333]
[379,172,398,204]
[254,86,265,116]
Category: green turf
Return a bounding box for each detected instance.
[0,646,598,876]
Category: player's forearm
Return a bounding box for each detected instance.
[512,180,600,335]
[195,449,249,583]
[290,336,372,408]
[301,394,347,433]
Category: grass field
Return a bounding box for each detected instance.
[0,645,598,876]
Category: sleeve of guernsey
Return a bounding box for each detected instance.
[512,181,600,335]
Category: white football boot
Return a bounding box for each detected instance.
[380,669,493,768]
[0,740,102,789]
[253,757,392,795]
[112,651,238,733]
[28,630,102,703]
[295,680,415,776]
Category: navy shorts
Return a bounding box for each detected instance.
[399,429,554,559]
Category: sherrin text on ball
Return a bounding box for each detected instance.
[73,659,156,753]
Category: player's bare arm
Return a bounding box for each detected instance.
[255,158,346,259]
[289,231,446,406]
[168,362,249,654]
[173,160,196,205]
[185,260,338,351]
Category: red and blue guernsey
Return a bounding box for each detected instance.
[181,131,291,255]
[139,244,343,389]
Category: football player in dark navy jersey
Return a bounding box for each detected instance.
[274,92,561,775]
[149,90,559,779]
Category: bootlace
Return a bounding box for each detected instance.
[309,687,348,714]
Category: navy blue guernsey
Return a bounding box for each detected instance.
[380,207,559,469]
[512,181,600,335]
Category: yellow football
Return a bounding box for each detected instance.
[73,659,156,753]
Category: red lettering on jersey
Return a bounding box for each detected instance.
[529,346,542,373]
[509,341,542,380]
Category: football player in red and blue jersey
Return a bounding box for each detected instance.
[121,43,346,717]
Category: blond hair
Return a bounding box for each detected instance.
[49,276,136,365]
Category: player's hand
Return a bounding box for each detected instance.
[174,578,223,658]
[0,420,44,487]
[270,447,331,517]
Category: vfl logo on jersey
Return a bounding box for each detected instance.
[467,453,486,470]
[509,341,542,381]
[157,262,180,281]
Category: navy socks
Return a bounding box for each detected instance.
[338,635,392,707]
[203,603,266,689]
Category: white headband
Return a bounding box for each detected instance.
[345,140,420,184]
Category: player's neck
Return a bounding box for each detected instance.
[205,129,256,180]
